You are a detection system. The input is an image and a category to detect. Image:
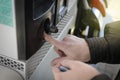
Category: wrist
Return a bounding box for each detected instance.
[82,39,91,62]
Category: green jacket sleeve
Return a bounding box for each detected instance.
[86,21,120,64]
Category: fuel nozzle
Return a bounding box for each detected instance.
[49,25,58,33]
[44,18,58,34]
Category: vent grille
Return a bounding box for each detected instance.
[0,55,26,79]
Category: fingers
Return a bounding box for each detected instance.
[51,59,62,80]
[52,65,64,80]
[51,65,61,80]
[54,47,66,57]
[44,33,66,51]
[62,35,73,41]
[51,57,71,66]
[52,65,60,72]
[51,57,62,67]
[51,58,61,75]
[60,60,76,69]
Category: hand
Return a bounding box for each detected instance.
[44,33,90,62]
[51,59,100,80]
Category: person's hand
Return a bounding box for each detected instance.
[44,33,90,62]
[51,59,100,80]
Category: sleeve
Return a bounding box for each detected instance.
[85,21,120,64]
[92,74,111,80]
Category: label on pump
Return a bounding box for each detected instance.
[0,0,13,27]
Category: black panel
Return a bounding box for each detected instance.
[24,0,56,59]
[15,0,68,60]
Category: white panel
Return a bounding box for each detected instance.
[0,0,18,59]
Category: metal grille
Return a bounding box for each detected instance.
[0,65,24,80]
[0,55,26,79]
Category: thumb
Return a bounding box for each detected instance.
[44,32,66,51]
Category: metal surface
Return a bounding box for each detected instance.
[0,65,23,80]
[0,54,26,79]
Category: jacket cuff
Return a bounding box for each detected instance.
[92,74,111,80]
[85,37,109,63]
